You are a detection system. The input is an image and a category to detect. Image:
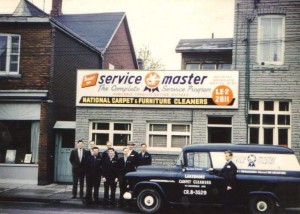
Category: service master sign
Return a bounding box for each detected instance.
[76,70,239,109]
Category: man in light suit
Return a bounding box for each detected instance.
[69,140,87,199]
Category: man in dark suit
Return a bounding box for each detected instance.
[69,140,87,199]
[118,147,136,206]
[102,141,118,159]
[102,148,119,207]
[137,143,152,166]
[85,146,102,206]
[127,141,138,167]
[86,140,96,157]
[209,150,237,214]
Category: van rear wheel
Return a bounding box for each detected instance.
[137,189,162,213]
[249,195,275,214]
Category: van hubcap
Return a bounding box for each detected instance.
[144,196,154,206]
[257,201,268,212]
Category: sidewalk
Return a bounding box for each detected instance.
[0,183,118,205]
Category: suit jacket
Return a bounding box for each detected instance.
[102,155,119,178]
[69,148,87,173]
[217,160,237,188]
[137,151,152,166]
[102,149,118,159]
[85,153,102,178]
[128,149,138,167]
[118,155,136,177]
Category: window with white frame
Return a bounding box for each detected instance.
[147,123,191,148]
[257,15,285,65]
[186,63,200,70]
[218,63,231,70]
[248,100,291,146]
[0,34,20,73]
[90,121,132,147]
[202,63,216,70]
[207,116,232,143]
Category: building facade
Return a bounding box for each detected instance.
[232,0,300,158]
[0,0,138,184]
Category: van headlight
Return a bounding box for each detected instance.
[123,192,132,200]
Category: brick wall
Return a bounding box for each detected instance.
[0,23,52,90]
[233,0,300,159]
[104,19,137,69]
[52,29,101,121]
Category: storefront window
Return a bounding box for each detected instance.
[207,116,232,143]
[0,121,39,164]
[148,123,191,148]
[90,121,132,147]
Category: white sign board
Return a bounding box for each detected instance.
[76,70,239,109]
[211,152,300,173]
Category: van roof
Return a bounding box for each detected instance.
[183,143,294,154]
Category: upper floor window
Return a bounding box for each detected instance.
[257,15,285,65]
[0,34,20,74]
[186,63,231,70]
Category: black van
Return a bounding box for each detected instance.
[124,144,300,213]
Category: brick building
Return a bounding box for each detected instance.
[173,0,300,160]
[232,0,300,158]
[0,0,137,184]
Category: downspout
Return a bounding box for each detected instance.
[245,13,255,144]
[245,19,251,144]
[234,3,240,70]
[101,51,105,69]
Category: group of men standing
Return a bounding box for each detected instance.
[69,140,152,207]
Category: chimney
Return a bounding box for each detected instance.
[137,58,144,70]
[50,0,63,16]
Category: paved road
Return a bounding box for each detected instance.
[1,200,298,214]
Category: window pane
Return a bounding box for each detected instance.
[187,152,211,168]
[186,64,200,70]
[92,133,108,145]
[172,124,190,132]
[264,128,273,145]
[264,101,274,111]
[279,102,289,111]
[250,101,259,110]
[249,128,259,144]
[207,117,232,125]
[0,121,31,163]
[149,135,167,147]
[278,129,288,146]
[114,123,131,131]
[93,123,109,130]
[202,63,216,70]
[278,115,290,125]
[113,134,129,146]
[249,114,260,124]
[171,135,189,148]
[0,36,7,71]
[208,127,231,143]
[218,64,231,70]
[61,130,75,148]
[263,115,275,125]
[150,124,167,131]
[9,63,18,72]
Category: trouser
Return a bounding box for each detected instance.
[72,170,84,197]
[103,177,117,203]
[223,189,236,214]
[118,175,127,203]
[86,176,101,203]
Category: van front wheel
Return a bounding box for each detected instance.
[137,189,162,213]
[249,195,275,214]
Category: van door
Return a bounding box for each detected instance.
[176,152,224,205]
